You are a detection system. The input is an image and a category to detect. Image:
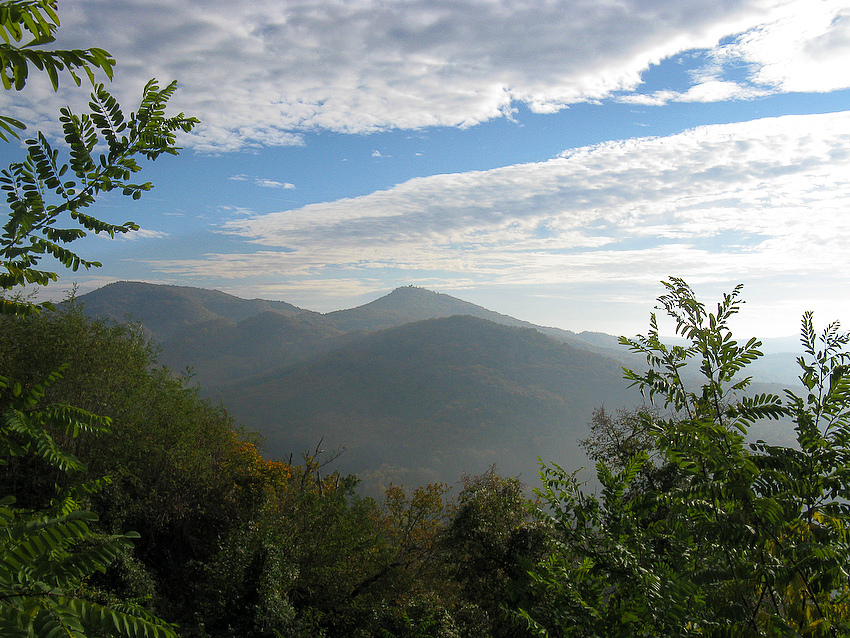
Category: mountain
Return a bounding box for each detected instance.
[78,282,636,389]
[324,285,549,332]
[158,312,356,386]
[78,281,305,342]
[212,315,635,494]
[75,281,800,493]
[324,285,620,355]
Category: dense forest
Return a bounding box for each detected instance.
[4,2,850,636]
[0,299,551,637]
[6,280,850,637]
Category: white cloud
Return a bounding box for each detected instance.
[674,80,769,102]
[117,228,169,241]
[726,0,850,93]
[255,178,295,189]
[6,0,844,150]
[218,205,255,216]
[227,175,295,188]
[144,111,850,300]
[619,91,679,106]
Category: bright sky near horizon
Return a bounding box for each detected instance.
[2,0,850,338]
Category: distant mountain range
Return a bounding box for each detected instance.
[76,281,802,493]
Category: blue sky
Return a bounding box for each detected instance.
[3,0,850,338]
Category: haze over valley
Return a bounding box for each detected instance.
[77,281,800,493]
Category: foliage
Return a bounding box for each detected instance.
[0,1,198,315]
[0,0,116,138]
[0,303,460,636]
[198,446,442,638]
[383,481,451,581]
[521,277,850,637]
[0,301,272,629]
[579,406,681,506]
[442,467,548,638]
[0,3,199,632]
[0,367,177,637]
[0,79,198,315]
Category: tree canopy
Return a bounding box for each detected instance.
[0,2,197,635]
[521,277,850,637]
[0,0,197,315]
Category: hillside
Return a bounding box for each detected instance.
[75,281,800,491]
[212,315,635,493]
[159,311,356,386]
[78,281,306,341]
[324,285,620,355]
[323,285,536,332]
[78,282,634,388]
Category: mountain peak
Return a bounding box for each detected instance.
[322,285,497,332]
[76,281,304,341]
[367,285,465,309]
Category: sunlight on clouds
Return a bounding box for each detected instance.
[91,228,169,242]
[119,228,170,241]
[619,91,679,106]
[150,111,850,301]
[730,0,850,93]
[675,80,769,102]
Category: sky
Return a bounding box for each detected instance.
[2,0,850,338]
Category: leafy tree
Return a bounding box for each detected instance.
[0,1,198,315]
[198,445,401,638]
[0,301,279,632]
[579,406,680,505]
[520,277,850,637]
[0,0,115,137]
[442,467,548,638]
[0,2,197,635]
[0,366,177,637]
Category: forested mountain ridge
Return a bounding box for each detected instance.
[323,284,593,346]
[75,281,797,492]
[213,314,636,493]
[158,312,356,386]
[78,280,307,341]
[78,281,804,390]
[75,282,638,492]
[78,281,622,354]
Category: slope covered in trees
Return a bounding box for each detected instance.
[5,280,850,637]
[77,281,632,377]
[215,314,635,494]
[78,281,307,342]
[1,301,553,637]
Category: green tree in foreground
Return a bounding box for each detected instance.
[521,277,850,637]
[0,77,197,316]
[0,0,198,315]
[443,468,548,638]
[0,1,196,634]
[0,0,115,138]
[0,370,177,636]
